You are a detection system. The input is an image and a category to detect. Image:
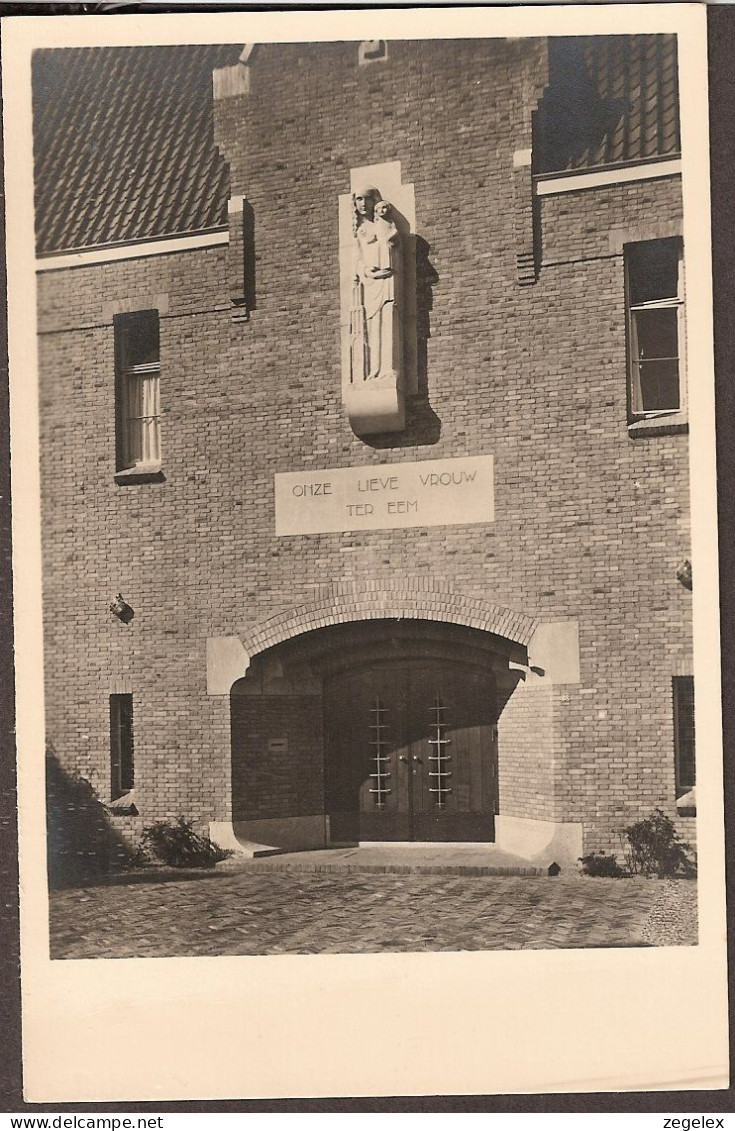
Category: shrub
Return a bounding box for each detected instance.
[140,817,233,869]
[46,749,139,888]
[579,851,625,878]
[620,809,695,878]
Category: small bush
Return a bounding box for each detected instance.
[579,851,625,878]
[46,751,140,888]
[140,817,233,869]
[129,843,153,869]
[621,809,695,878]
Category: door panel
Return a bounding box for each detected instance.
[325,660,497,843]
[357,669,411,841]
[409,665,496,842]
[325,666,411,842]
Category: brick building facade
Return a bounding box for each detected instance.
[34,34,694,867]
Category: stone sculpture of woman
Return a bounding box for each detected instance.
[350,188,402,382]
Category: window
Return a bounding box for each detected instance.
[115,310,161,472]
[625,238,685,421]
[673,675,695,798]
[110,693,134,801]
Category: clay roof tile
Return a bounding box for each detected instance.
[33,43,241,255]
[534,34,680,175]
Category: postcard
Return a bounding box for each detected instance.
[4,4,728,1101]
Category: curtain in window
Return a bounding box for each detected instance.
[125,366,160,466]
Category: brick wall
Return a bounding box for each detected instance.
[231,696,324,821]
[37,38,691,852]
[497,682,557,823]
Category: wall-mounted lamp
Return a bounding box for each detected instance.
[508,660,545,681]
[676,560,692,591]
[110,593,134,624]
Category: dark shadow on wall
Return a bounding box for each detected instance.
[532,185,544,275]
[415,234,439,398]
[46,747,139,890]
[364,233,441,450]
[533,38,632,173]
[242,198,257,313]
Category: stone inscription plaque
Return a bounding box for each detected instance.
[275,455,494,535]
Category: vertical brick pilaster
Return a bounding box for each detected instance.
[227,196,247,321]
[512,39,549,286]
[512,149,538,285]
[226,197,256,321]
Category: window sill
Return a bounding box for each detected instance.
[108,789,138,817]
[114,464,165,485]
[676,787,696,818]
[627,412,688,438]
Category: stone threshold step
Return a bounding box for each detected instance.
[231,860,547,877]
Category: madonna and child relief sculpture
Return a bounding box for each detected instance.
[351,189,402,383]
[340,162,417,435]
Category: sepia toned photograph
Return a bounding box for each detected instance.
[5,4,728,1101]
[33,27,701,959]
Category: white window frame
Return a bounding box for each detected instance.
[115,310,162,475]
[121,358,161,469]
[625,238,686,424]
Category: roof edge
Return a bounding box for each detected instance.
[36,226,229,273]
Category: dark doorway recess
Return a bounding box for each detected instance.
[231,619,521,847]
[325,659,497,844]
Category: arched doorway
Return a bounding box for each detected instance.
[231,618,523,849]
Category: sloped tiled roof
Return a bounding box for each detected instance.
[33,44,241,255]
[534,34,680,174]
[33,37,681,253]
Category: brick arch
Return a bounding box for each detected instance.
[242,581,537,658]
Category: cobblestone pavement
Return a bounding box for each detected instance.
[49,870,698,959]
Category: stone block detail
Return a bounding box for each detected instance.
[213,45,255,100]
[206,636,250,695]
[358,41,388,66]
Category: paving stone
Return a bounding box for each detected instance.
[48,871,698,959]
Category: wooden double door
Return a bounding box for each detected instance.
[325,660,497,843]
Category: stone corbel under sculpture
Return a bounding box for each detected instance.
[339,162,417,436]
